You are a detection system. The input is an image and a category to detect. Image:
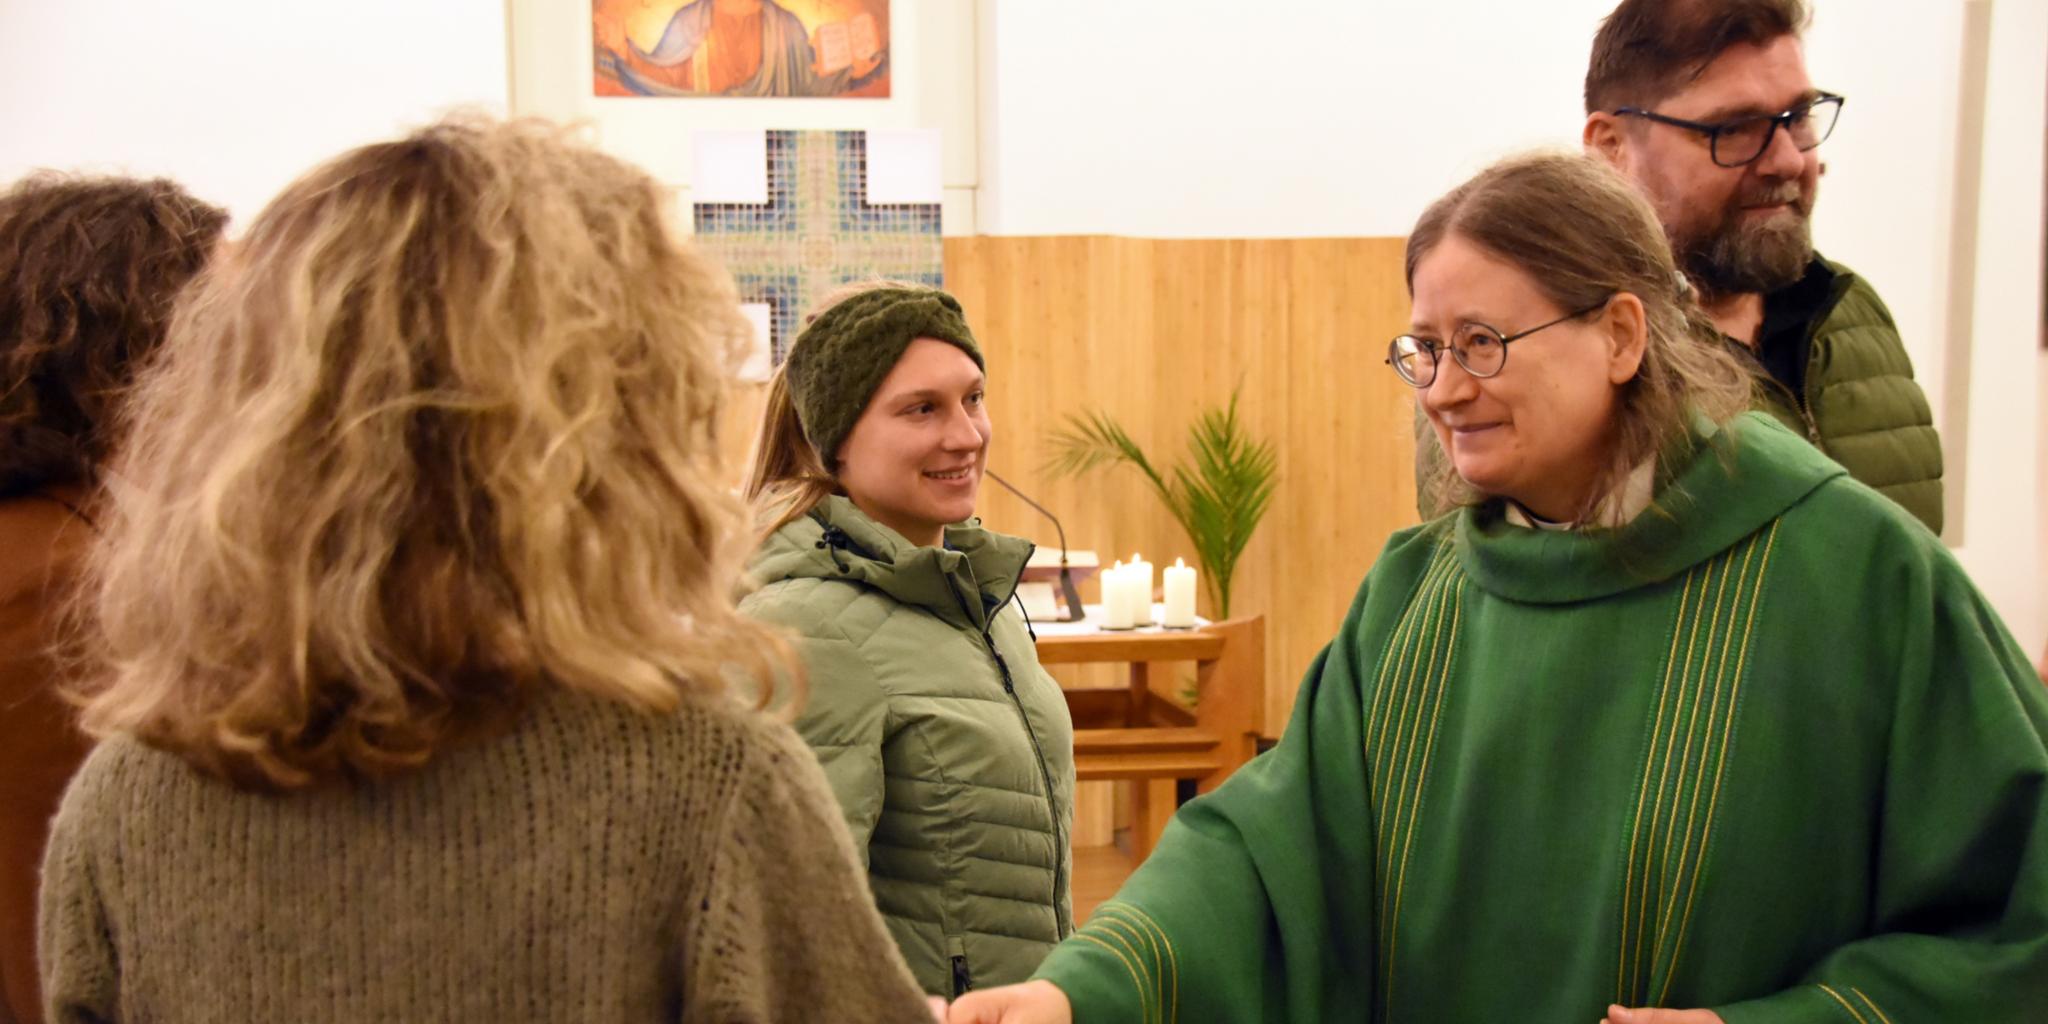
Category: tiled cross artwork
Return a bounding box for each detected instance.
[692,130,943,369]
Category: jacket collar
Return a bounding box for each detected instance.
[751,495,1034,632]
[1453,412,1842,604]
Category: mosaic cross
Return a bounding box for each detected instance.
[693,130,943,365]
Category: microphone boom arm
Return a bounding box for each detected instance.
[985,470,1087,621]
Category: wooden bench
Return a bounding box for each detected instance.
[1072,726,1226,781]
[1039,616,1266,861]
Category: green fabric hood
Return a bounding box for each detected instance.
[1455,413,1846,605]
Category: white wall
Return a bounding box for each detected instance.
[0,0,510,223]
[1951,0,2048,653]
[977,0,1958,408]
[979,0,1594,237]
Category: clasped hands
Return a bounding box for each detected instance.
[927,982,1727,1023]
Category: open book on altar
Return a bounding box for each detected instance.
[1017,550,1098,622]
[1020,548,1099,583]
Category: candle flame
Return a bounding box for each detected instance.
[1175,557,1186,568]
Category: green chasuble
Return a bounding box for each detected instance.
[1035,412,2048,1022]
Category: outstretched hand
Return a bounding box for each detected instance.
[947,980,1072,1024]
[1602,1006,1725,1024]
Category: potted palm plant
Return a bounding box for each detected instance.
[1044,387,1277,618]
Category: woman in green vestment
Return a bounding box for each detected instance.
[948,153,2048,1024]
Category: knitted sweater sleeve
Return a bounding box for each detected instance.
[680,720,930,1023]
[36,756,117,1024]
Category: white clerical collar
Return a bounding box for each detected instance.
[1502,457,1658,531]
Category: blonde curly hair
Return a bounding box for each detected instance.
[75,115,791,790]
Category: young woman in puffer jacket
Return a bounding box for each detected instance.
[742,284,1076,999]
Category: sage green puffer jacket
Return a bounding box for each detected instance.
[740,496,1075,998]
[1748,256,1944,534]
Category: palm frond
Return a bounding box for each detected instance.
[1170,389,1277,616]
[1043,386,1278,617]
[1045,410,1170,496]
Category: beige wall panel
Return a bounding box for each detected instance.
[946,236,1421,734]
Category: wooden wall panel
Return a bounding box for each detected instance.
[946,236,1421,734]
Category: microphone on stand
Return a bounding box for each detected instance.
[985,469,1087,622]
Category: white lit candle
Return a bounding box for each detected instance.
[1163,558,1198,628]
[1129,553,1154,626]
[1102,562,1136,629]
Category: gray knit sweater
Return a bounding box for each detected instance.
[37,689,933,1023]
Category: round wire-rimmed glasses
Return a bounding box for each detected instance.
[1385,297,1613,388]
[1612,93,1844,168]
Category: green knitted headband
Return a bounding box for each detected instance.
[783,286,985,467]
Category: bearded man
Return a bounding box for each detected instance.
[1583,0,1944,533]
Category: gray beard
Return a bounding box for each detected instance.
[1675,201,1814,301]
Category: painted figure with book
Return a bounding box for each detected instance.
[594,0,890,98]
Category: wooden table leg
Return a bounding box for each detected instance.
[1126,661,1151,726]
[1126,777,1179,863]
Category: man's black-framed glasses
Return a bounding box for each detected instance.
[1613,92,1844,168]
[1385,297,1613,388]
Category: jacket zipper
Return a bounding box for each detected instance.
[950,558,1072,939]
[978,626,1071,938]
[1773,375,1822,444]
[951,954,973,997]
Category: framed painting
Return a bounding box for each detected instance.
[593,0,891,98]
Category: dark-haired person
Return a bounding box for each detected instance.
[949,153,2048,1024]
[0,173,226,1024]
[1583,0,1943,533]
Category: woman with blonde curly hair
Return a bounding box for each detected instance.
[37,117,935,1023]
